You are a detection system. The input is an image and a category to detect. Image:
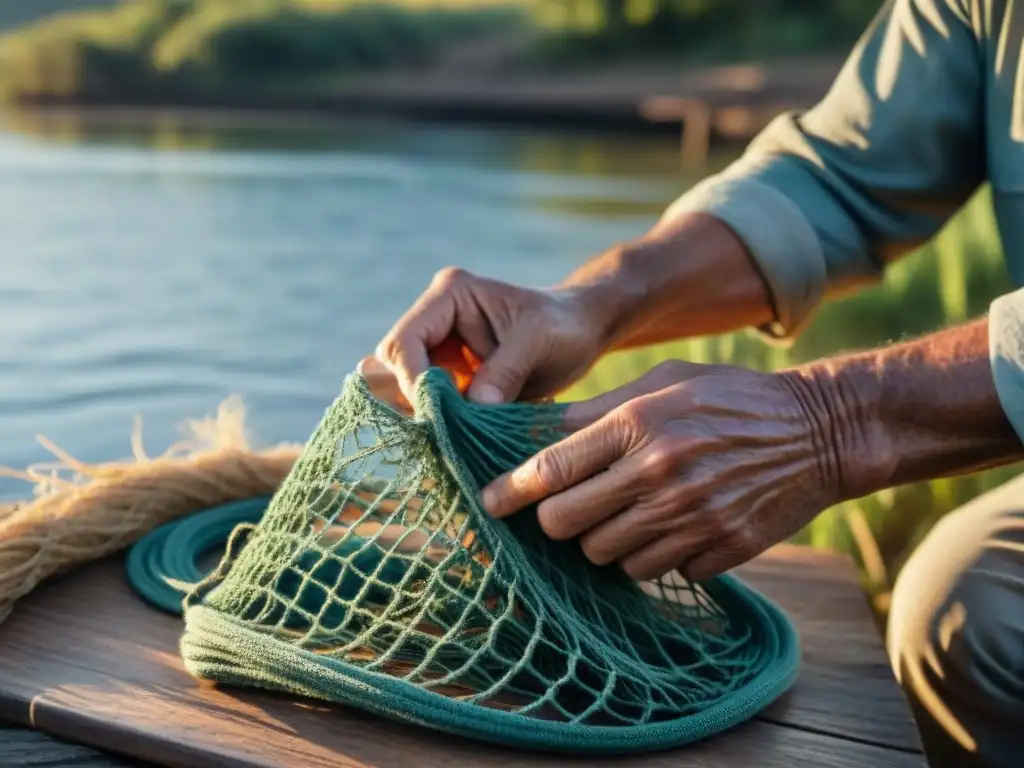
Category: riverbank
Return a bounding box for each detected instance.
[10,55,842,151]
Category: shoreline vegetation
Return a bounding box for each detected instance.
[0,0,865,143]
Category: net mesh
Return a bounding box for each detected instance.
[180,369,799,754]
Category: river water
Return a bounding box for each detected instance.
[0,111,721,497]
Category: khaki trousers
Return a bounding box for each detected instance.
[888,472,1024,767]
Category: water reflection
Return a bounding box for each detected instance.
[0,108,686,497]
[0,107,719,219]
[1,107,712,229]
[1,107,704,171]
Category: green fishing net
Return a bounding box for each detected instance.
[179,368,800,754]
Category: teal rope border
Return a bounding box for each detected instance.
[126,497,270,614]
[130,498,800,752]
[182,571,799,755]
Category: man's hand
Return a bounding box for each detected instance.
[375,214,779,407]
[481,360,845,582]
[375,268,608,405]
[481,317,1024,583]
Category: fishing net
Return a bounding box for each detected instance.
[179,367,799,755]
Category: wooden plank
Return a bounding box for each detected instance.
[0,546,923,767]
[2,546,917,750]
[36,697,925,768]
[741,545,922,752]
[0,725,138,767]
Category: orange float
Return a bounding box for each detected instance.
[428,335,482,395]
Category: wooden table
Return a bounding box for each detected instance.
[0,545,926,767]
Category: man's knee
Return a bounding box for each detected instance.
[887,480,1024,765]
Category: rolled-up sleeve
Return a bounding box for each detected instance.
[664,0,985,339]
[990,289,1024,442]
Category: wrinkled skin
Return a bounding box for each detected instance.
[481,361,842,582]
[373,268,606,406]
[366,268,844,582]
[369,251,1021,584]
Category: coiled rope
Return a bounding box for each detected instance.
[0,396,300,626]
[126,496,271,614]
[125,493,406,616]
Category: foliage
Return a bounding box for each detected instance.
[0,0,524,103]
[531,0,884,64]
[0,0,889,103]
[0,1,194,101]
[564,187,1017,619]
[151,1,516,81]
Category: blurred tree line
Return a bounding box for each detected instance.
[534,0,883,61]
[0,0,520,103]
[0,0,885,105]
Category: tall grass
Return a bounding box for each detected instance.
[563,187,1016,615]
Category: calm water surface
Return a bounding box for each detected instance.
[0,112,715,498]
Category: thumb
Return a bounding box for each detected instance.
[563,360,714,429]
[467,334,542,405]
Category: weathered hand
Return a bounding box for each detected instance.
[482,360,847,582]
[375,268,607,405]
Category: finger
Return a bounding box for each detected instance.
[453,313,497,365]
[482,414,630,520]
[684,540,762,582]
[536,461,641,542]
[562,360,704,429]
[533,455,645,541]
[377,291,458,401]
[618,530,706,582]
[563,375,661,430]
[467,330,544,406]
[579,490,695,566]
[357,355,412,414]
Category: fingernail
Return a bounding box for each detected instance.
[471,384,503,405]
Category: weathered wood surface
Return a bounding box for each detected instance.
[0,544,924,767]
[0,725,138,766]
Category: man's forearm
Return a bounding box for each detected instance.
[557,213,776,351]
[785,318,1024,502]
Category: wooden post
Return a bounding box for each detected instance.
[677,98,712,167]
[638,95,713,166]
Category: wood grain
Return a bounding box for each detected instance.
[742,547,922,751]
[0,544,924,767]
[0,725,139,767]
